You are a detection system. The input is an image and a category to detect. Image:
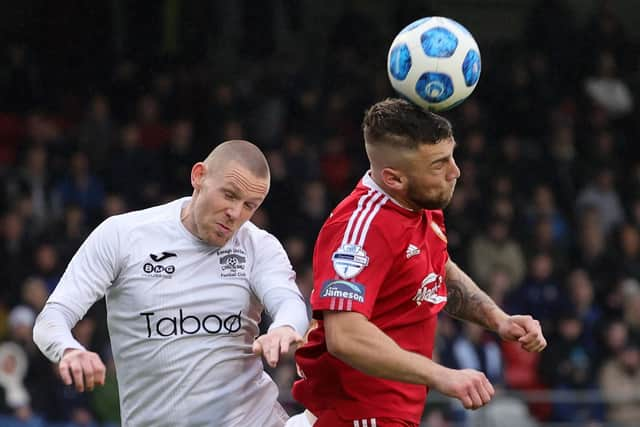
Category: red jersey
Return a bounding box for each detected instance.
[292,173,449,424]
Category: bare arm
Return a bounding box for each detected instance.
[325,311,442,384]
[444,258,548,352]
[324,310,494,409]
[444,259,508,332]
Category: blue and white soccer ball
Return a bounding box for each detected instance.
[387,16,481,112]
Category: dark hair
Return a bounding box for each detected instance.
[362,98,453,150]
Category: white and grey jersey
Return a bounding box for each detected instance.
[33,197,309,427]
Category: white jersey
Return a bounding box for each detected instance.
[33,197,309,427]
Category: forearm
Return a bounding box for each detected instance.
[264,287,310,335]
[325,312,445,386]
[33,302,85,363]
[444,259,508,332]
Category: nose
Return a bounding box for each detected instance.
[225,201,243,220]
[448,158,461,180]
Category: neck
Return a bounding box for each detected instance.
[180,200,199,238]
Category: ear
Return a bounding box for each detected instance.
[191,162,206,190]
[380,167,407,192]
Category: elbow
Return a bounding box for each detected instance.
[325,327,353,361]
[32,313,46,349]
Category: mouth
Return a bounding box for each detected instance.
[216,222,232,234]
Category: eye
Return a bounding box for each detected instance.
[223,190,236,200]
[244,202,257,210]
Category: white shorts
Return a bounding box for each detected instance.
[284,410,317,427]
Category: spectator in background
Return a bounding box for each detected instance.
[449,323,503,385]
[54,205,89,264]
[572,207,616,287]
[444,322,504,424]
[443,185,476,266]
[0,340,38,427]
[5,144,53,233]
[615,223,640,280]
[576,167,625,236]
[526,184,569,245]
[20,277,48,315]
[468,217,526,289]
[623,288,640,346]
[0,305,49,427]
[540,311,603,423]
[76,95,116,176]
[526,217,570,276]
[584,51,634,118]
[599,342,640,426]
[162,119,200,198]
[0,212,32,305]
[546,121,580,211]
[507,252,562,333]
[107,124,159,208]
[566,269,602,354]
[51,151,105,225]
[599,319,630,366]
[136,94,170,151]
[31,243,61,293]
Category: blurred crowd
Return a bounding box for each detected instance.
[1,1,640,426]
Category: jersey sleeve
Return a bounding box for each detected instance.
[311,221,394,319]
[33,216,122,362]
[250,231,309,336]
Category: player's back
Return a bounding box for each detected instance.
[293,173,449,424]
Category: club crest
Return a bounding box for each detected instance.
[331,244,369,279]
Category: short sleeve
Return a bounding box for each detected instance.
[311,221,394,319]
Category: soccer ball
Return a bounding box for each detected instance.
[387,16,481,112]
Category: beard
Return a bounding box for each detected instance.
[407,180,456,210]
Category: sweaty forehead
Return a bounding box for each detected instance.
[223,167,269,197]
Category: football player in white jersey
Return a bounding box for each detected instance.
[33,140,309,427]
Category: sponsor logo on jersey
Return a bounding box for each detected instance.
[149,251,177,262]
[320,280,365,303]
[140,309,242,338]
[218,248,247,278]
[406,244,421,259]
[413,272,447,305]
[331,244,369,279]
[143,252,177,277]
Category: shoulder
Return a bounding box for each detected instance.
[237,221,285,254]
[108,198,182,233]
[324,191,405,244]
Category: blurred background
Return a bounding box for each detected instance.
[1,0,639,426]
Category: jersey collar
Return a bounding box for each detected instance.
[361,171,416,212]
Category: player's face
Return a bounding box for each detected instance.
[192,161,269,246]
[405,137,460,210]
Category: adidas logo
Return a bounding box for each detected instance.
[406,244,420,259]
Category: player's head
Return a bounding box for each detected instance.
[187,140,270,246]
[363,98,460,210]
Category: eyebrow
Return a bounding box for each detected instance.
[224,183,264,203]
[430,140,457,165]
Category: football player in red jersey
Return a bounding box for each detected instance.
[289,98,547,427]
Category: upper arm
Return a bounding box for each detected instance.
[310,222,394,319]
[47,217,121,320]
[250,231,301,303]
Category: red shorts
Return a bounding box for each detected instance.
[314,409,418,427]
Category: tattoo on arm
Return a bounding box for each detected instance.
[444,269,502,331]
